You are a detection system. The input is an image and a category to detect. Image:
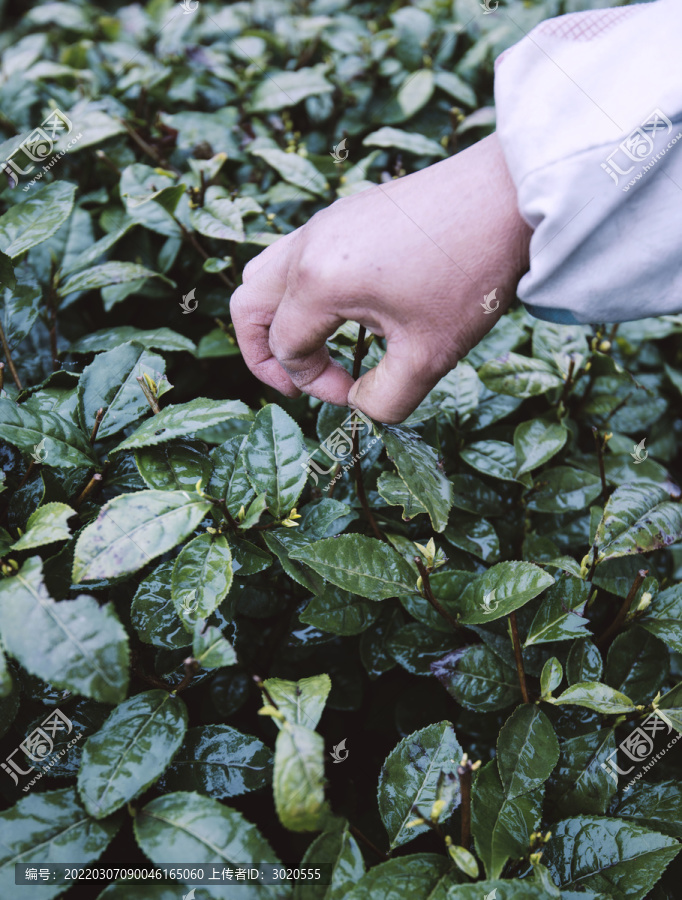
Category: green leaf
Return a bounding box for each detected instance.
[525,576,591,647]
[497,705,559,799]
[130,560,189,650]
[171,533,233,630]
[458,561,554,625]
[294,821,365,900]
[290,535,418,600]
[274,722,328,832]
[604,627,668,705]
[377,471,429,521]
[595,483,682,561]
[640,583,682,653]
[134,791,287,887]
[363,126,446,158]
[553,682,634,714]
[387,622,456,675]
[461,440,518,482]
[0,182,75,258]
[381,425,452,532]
[541,657,564,696]
[1,280,41,349]
[566,639,603,684]
[533,320,588,377]
[0,787,120,899]
[72,489,211,582]
[78,690,187,818]
[543,815,679,900]
[397,69,435,119]
[69,326,195,355]
[378,721,462,850]
[242,403,308,518]
[161,725,272,799]
[0,557,129,704]
[471,761,543,879]
[192,622,237,669]
[0,248,15,289]
[656,682,682,733]
[345,854,457,900]
[251,147,328,197]
[77,342,166,440]
[197,326,241,358]
[547,729,618,817]
[112,398,252,454]
[0,397,96,469]
[119,164,181,237]
[449,473,503,516]
[301,584,381,636]
[11,501,75,550]
[526,466,602,513]
[444,515,500,562]
[514,418,568,476]
[57,261,173,297]
[135,440,212,492]
[478,352,564,398]
[250,66,333,112]
[263,674,331,730]
[209,435,254,516]
[189,186,245,241]
[615,779,682,840]
[432,645,521,712]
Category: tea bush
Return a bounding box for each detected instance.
[0,1,681,899]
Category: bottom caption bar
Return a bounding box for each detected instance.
[16,864,333,885]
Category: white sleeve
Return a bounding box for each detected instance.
[494,0,682,324]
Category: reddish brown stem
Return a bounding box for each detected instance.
[457,760,473,849]
[592,426,608,495]
[349,825,390,862]
[89,407,105,444]
[0,318,23,390]
[173,657,200,694]
[415,557,460,632]
[74,473,103,509]
[597,568,648,649]
[510,611,529,704]
[351,325,385,542]
[137,375,161,414]
[558,358,576,407]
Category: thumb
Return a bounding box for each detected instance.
[348,338,445,424]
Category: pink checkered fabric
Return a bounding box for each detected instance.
[534,5,645,40]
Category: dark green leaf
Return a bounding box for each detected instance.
[497,705,559,799]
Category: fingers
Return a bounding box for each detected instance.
[268,290,354,405]
[242,230,295,283]
[347,337,444,424]
[230,244,301,398]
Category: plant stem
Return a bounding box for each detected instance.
[120,118,180,174]
[74,473,103,509]
[89,407,105,444]
[592,426,608,496]
[173,657,200,694]
[596,568,648,649]
[351,325,385,542]
[414,557,461,632]
[558,358,575,407]
[349,825,390,862]
[0,319,23,390]
[137,375,161,414]
[509,611,529,704]
[0,361,4,392]
[587,544,599,581]
[457,758,473,849]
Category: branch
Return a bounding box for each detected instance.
[592,426,608,496]
[414,556,461,632]
[596,568,648,649]
[509,610,529,704]
[0,318,23,390]
[351,325,385,542]
[89,407,105,444]
[457,756,474,849]
[137,375,161,414]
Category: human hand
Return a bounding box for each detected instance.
[230,133,532,423]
